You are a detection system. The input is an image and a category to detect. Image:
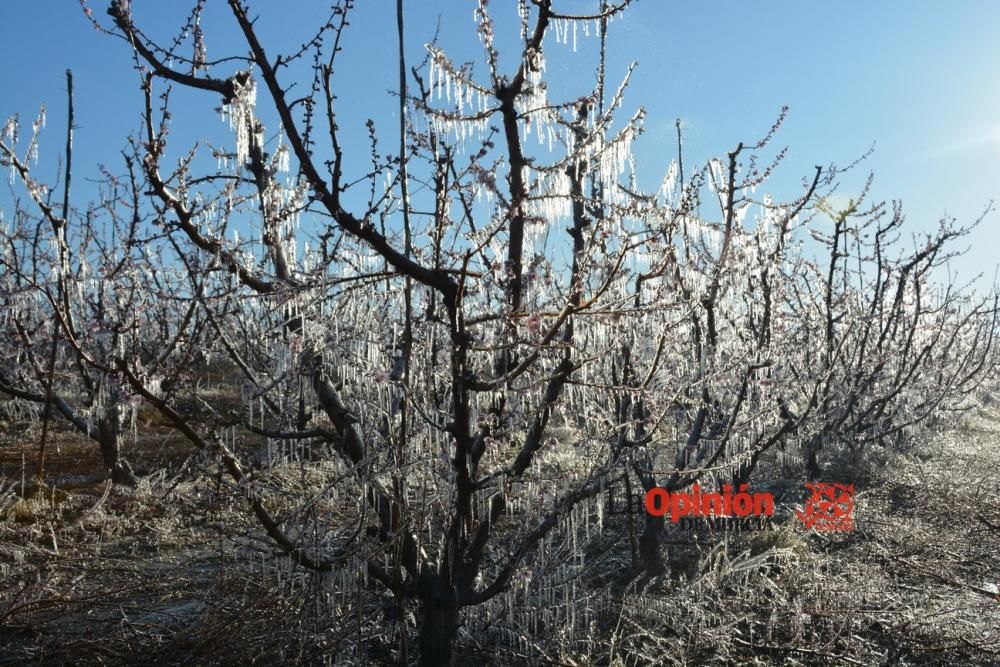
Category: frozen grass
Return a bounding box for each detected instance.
[0,410,998,665]
[603,412,1000,666]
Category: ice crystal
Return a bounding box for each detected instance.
[221,71,257,168]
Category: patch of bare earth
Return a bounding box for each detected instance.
[0,421,354,666]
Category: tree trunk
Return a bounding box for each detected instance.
[805,434,822,480]
[98,409,137,487]
[638,513,666,575]
[418,593,459,666]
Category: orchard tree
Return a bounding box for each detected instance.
[794,196,998,477]
[0,77,171,487]
[95,1,669,661]
[1,1,996,664]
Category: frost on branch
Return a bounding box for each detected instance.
[220,70,257,169]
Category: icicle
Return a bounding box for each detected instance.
[428,51,437,97]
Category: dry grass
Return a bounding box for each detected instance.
[603,412,1000,666]
[1,410,998,665]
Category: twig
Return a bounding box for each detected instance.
[731,635,867,665]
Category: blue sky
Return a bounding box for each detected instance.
[2,2,999,285]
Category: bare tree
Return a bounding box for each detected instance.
[1,1,995,663]
[95,1,661,661]
[0,86,158,487]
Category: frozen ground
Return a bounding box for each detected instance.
[1,409,998,665]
